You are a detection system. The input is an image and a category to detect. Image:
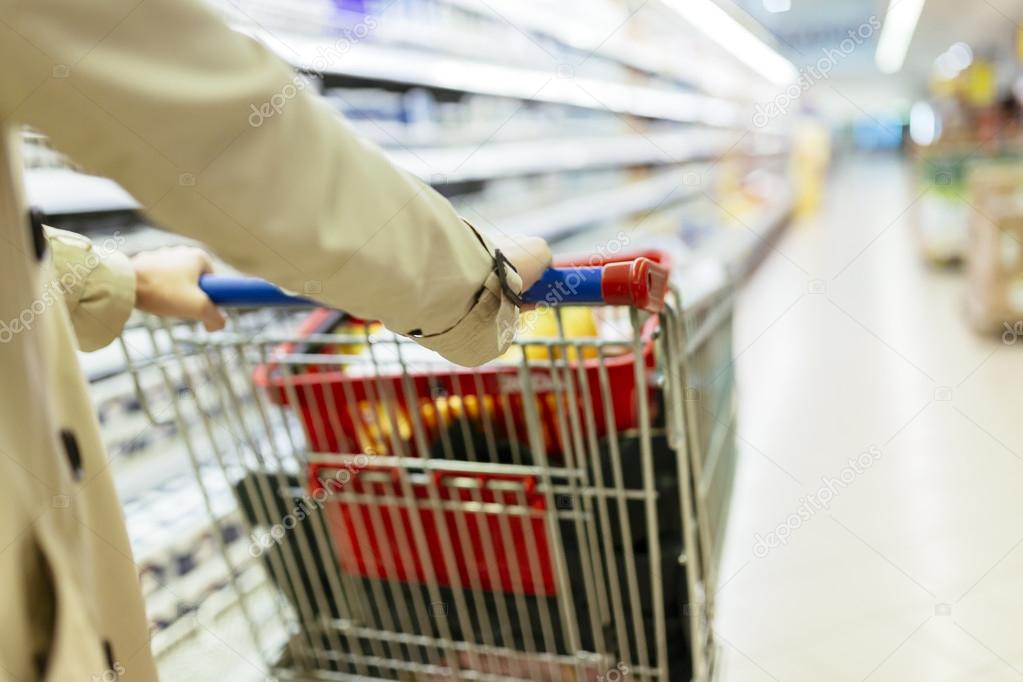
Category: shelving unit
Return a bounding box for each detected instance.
[26,130,787,227]
[386,129,786,182]
[24,167,141,215]
[489,166,708,240]
[240,26,747,126]
[437,0,773,100]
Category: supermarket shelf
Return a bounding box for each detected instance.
[218,0,764,103]
[237,25,747,127]
[440,0,764,100]
[703,186,794,284]
[153,567,280,678]
[29,131,783,217]
[389,130,785,183]
[25,167,140,215]
[491,168,703,242]
[682,189,794,354]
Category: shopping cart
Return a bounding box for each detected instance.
[121,251,717,682]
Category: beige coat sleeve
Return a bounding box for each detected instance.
[42,227,136,352]
[0,0,520,366]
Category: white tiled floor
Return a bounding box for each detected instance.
[714,154,1023,682]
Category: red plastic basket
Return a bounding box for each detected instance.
[254,250,670,595]
[308,464,556,594]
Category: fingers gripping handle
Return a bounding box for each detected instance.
[518,258,667,312]
[199,258,667,312]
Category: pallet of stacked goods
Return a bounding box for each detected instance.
[964,161,1023,335]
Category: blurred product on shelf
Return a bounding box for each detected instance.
[791,115,832,217]
[913,146,972,265]
[965,161,1023,333]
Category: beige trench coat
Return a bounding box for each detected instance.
[0,0,523,679]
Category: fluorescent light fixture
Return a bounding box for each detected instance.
[934,52,959,79]
[947,42,973,70]
[909,101,939,145]
[933,42,973,79]
[662,0,798,85]
[763,0,791,13]
[875,0,927,74]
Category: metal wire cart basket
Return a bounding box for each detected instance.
[120,251,732,681]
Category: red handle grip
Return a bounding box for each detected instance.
[600,257,669,313]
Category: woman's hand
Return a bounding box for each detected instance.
[489,233,552,293]
[131,246,227,331]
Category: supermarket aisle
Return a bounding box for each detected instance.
[714,155,1023,682]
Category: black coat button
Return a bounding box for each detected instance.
[59,430,82,481]
[28,208,47,261]
[102,639,116,673]
[34,652,49,678]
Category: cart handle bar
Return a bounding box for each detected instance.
[199,258,667,313]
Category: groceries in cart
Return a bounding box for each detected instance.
[253,304,633,457]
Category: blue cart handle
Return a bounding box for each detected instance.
[199,259,666,312]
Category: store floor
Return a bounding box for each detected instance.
[714,154,1023,681]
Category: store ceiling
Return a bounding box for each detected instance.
[731,0,1023,119]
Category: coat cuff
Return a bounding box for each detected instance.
[44,227,137,351]
[412,266,522,367]
[74,249,136,351]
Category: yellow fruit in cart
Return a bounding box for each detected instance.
[519,306,599,362]
[328,321,381,357]
[353,399,411,455]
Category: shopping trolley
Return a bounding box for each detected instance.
[121,251,718,682]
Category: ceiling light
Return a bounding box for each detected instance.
[934,52,959,80]
[763,0,791,12]
[875,0,927,74]
[662,0,798,85]
[947,42,973,70]
[909,101,939,145]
